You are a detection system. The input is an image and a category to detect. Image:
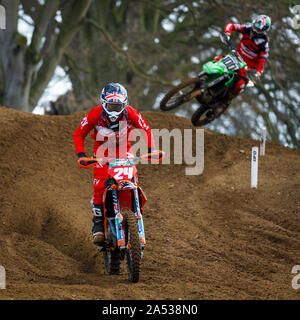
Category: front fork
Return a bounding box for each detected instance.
[131,181,146,248]
[189,71,208,101]
[111,189,126,249]
[111,182,146,251]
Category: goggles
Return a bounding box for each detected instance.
[106,102,125,112]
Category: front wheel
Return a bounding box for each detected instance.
[125,211,141,283]
[160,77,205,111]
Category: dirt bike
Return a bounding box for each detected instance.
[78,150,164,283]
[160,32,257,126]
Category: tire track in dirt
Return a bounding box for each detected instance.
[0,106,299,299]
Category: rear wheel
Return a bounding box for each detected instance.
[125,211,140,283]
[191,101,230,126]
[160,77,205,111]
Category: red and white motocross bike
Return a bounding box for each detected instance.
[79,150,164,283]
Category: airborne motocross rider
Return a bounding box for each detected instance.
[222,14,271,102]
[74,82,156,246]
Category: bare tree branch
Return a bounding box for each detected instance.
[20,0,41,22]
[30,0,93,106]
[85,17,172,87]
[29,0,60,55]
[64,53,97,105]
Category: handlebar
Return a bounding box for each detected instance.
[78,150,165,169]
[220,32,235,51]
[220,32,243,62]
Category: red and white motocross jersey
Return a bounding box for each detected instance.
[224,23,270,74]
[74,105,155,157]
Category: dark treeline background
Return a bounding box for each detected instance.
[0,0,299,148]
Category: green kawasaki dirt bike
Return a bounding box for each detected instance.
[160,33,256,126]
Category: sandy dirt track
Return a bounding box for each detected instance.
[0,106,299,299]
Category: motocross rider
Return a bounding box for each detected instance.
[223,14,271,102]
[74,82,156,246]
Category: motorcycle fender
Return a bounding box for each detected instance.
[118,190,133,213]
[118,187,147,214]
[203,61,224,75]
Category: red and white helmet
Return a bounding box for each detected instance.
[100,82,128,122]
[252,15,271,34]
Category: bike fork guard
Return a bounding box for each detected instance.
[112,190,126,249]
[132,187,146,247]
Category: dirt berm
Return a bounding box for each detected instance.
[0,106,299,299]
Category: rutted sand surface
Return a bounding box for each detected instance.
[0,106,299,299]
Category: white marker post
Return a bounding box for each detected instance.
[260,127,266,156]
[0,5,6,30]
[0,265,5,289]
[251,146,258,188]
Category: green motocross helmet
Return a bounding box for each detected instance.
[252,15,271,34]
